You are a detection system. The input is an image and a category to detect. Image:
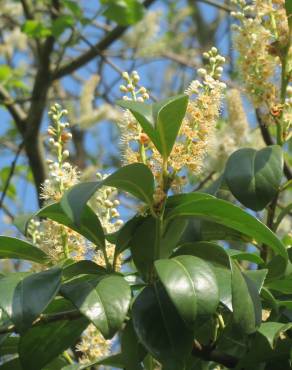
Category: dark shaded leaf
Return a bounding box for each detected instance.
[12,268,62,332]
[225,146,283,211]
[61,274,131,339]
[61,163,154,224]
[0,236,48,264]
[19,317,88,370]
[36,202,105,249]
[231,261,262,334]
[155,255,219,326]
[132,284,193,368]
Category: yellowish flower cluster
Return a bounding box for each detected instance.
[169,47,226,176]
[118,48,226,192]
[231,0,292,140]
[91,172,123,270]
[42,104,78,202]
[76,324,111,364]
[35,104,122,361]
[231,0,280,106]
[118,71,150,166]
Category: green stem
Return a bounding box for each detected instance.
[63,351,74,364]
[61,230,69,259]
[274,203,292,232]
[101,245,111,271]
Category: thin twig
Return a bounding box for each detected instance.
[0,141,24,211]
[52,0,157,80]
[193,171,216,191]
[195,0,233,12]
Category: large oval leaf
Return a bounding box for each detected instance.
[19,312,88,370]
[0,268,62,333]
[132,284,193,368]
[225,146,283,211]
[130,216,160,281]
[231,261,262,334]
[172,242,232,311]
[61,163,154,224]
[155,255,219,327]
[166,196,288,262]
[35,202,105,249]
[0,236,48,264]
[61,274,131,339]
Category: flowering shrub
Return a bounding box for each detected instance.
[0,1,291,369]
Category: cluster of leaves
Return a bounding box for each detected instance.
[0,94,291,370]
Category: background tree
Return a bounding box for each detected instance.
[0,0,291,369]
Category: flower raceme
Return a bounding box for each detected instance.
[118,47,226,192]
[231,0,292,142]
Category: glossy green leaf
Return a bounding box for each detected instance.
[257,322,292,349]
[0,336,19,356]
[285,0,292,26]
[35,202,105,249]
[132,284,193,368]
[231,261,262,334]
[160,218,188,258]
[172,242,232,310]
[117,100,159,148]
[130,216,160,281]
[61,163,154,224]
[102,0,145,26]
[19,317,88,370]
[102,163,154,205]
[154,94,189,158]
[0,236,48,263]
[266,274,292,294]
[180,219,250,244]
[118,95,188,159]
[114,215,145,259]
[121,320,146,370]
[0,272,29,319]
[62,260,107,280]
[155,255,219,326]
[61,274,131,339]
[227,249,264,265]
[172,241,230,268]
[165,192,213,210]
[245,269,267,293]
[166,196,288,262]
[0,359,22,370]
[13,213,33,236]
[12,268,62,332]
[225,146,283,211]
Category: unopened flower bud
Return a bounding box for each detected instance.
[197,68,207,77]
[119,85,128,92]
[104,200,113,208]
[122,72,129,80]
[63,150,70,159]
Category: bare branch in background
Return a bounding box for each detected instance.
[0,141,24,211]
